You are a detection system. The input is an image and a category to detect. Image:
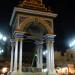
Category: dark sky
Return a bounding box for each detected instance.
[0,0,75,51]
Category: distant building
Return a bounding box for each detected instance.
[55,49,75,74]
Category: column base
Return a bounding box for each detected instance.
[48,69,57,75]
[7,71,13,75]
[7,71,23,75]
[7,71,43,75]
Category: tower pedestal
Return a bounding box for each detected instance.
[8,71,43,75]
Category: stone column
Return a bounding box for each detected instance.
[14,39,19,71]
[19,39,23,72]
[50,41,55,70]
[14,31,24,72]
[36,41,43,69]
[39,44,43,69]
[36,46,40,68]
[13,31,25,72]
[43,34,57,75]
[10,39,14,72]
[46,40,51,72]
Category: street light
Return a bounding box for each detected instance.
[3,36,7,42]
[0,33,7,42]
[0,48,4,54]
[1,49,4,52]
[0,33,3,40]
[69,39,75,48]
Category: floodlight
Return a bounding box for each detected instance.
[1,49,4,53]
[0,33,3,40]
[0,48,4,54]
[3,36,7,41]
[69,40,75,47]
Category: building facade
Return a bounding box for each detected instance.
[55,50,75,74]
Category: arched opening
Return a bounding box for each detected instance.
[22,21,48,71]
[18,17,52,34]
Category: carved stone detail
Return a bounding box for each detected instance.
[19,16,28,25]
[45,19,52,28]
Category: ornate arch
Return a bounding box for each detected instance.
[17,17,53,34]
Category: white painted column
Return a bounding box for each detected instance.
[36,41,43,69]
[39,44,43,69]
[19,39,23,72]
[44,34,56,75]
[10,40,14,72]
[36,46,40,68]
[50,41,55,70]
[46,40,55,72]
[14,39,18,71]
[13,31,25,72]
[46,40,51,72]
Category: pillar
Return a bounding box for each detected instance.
[46,40,51,72]
[13,31,24,72]
[44,34,57,75]
[14,39,19,71]
[10,39,14,72]
[36,41,43,69]
[19,39,23,72]
[50,41,55,70]
[39,44,43,69]
[36,46,40,68]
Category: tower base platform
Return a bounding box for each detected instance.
[8,71,57,75]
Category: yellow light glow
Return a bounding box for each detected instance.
[2,67,8,73]
[62,67,68,74]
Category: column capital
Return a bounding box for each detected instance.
[34,40,43,46]
[14,31,25,39]
[10,39,15,46]
[43,34,56,41]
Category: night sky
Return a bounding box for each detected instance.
[0,0,75,52]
